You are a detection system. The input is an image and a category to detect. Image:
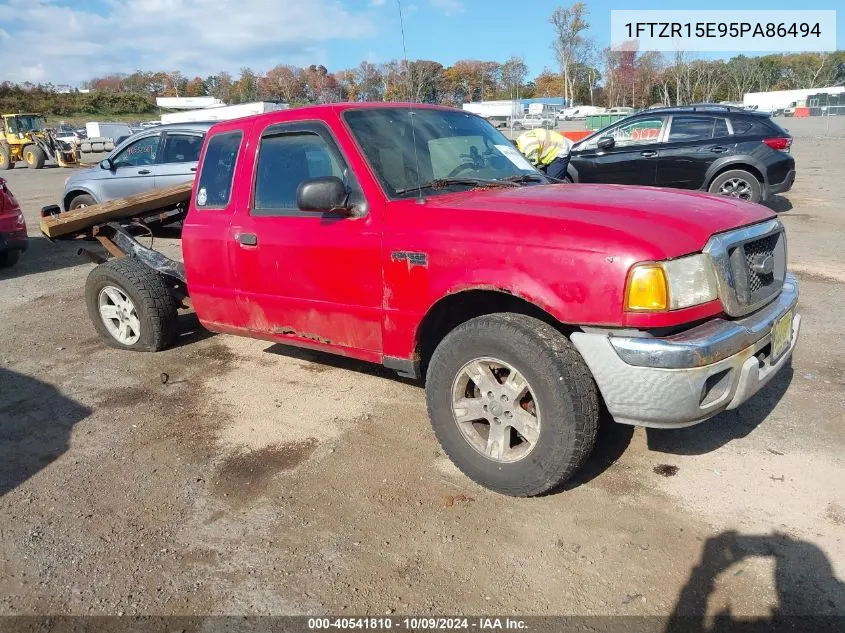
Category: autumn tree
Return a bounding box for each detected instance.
[550,3,591,106]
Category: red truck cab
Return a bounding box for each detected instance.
[0,177,28,268]
[84,104,800,496]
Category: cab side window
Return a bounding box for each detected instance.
[252,132,346,215]
[195,131,243,209]
[112,135,160,168]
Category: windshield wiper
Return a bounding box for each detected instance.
[394,177,520,196]
[502,174,548,184]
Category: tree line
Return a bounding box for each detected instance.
[2,3,843,117]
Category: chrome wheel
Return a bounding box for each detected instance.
[719,177,753,200]
[450,357,541,463]
[98,285,141,345]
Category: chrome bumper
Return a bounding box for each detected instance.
[570,275,800,428]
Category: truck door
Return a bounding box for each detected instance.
[181,129,245,329]
[229,121,382,354]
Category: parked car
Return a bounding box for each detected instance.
[0,177,27,268]
[606,107,634,116]
[509,113,556,130]
[79,103,800,497]
[62,122,214,211]
[566,105,795,203]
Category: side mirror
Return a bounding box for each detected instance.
[296,176,350,214]
[597,136,615,150]
[99,158,114,170]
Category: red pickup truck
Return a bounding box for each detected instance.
[82,103,800,496]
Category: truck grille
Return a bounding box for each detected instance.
[742,233,779,294]
[704,220,786,317]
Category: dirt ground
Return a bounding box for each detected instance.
[0,116,843,625]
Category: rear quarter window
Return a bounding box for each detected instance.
[195,130,243,209]
[730,117,777,137]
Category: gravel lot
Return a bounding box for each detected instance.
[0,116,843,624]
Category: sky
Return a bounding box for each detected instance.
[0,0,841,85]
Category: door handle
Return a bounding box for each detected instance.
[138,169,151,175]
[238,233,258,246]
[710,146,729,153]
[190,166,197,172]
[640,150,657,158]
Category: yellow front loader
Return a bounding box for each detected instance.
[0,113,79,170]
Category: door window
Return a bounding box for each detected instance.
[195,130,242,209]
[586,117,665,149]
[161,133,203,164]
[112,135,160,168]
[253,132,346,214]
[610,118,665,146]
[667,116,720,142]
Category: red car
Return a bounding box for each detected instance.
[79,104,800,496]
[0,177,27,268]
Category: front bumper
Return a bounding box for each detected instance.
[570,275,800,428]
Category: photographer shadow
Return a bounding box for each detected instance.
[666,531,845,633]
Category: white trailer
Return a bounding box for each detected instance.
[743,87,845,113]
[462,100,523,119]
[160,102,288,124]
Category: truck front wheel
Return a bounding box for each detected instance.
[425,313,599,496]
[85,257,178,352]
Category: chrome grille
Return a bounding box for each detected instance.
[704,219,787,317]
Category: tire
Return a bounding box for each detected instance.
[85,257,178,352]
[24,145,46,169]
[512,123,523,131]
[708,169,763,203]
[0,250,20,268]
[68,194,96,211]
[425,313,599,497]
[0,145,11,170]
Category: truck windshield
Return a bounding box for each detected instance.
[344,108,540,198]
[8,115,45,134]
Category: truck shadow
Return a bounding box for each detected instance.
[645,364,793,456]
[763,195,793,213]
[0,368,92,497]
[262,343,421,386]
[0,236,90,281]
[665,530,845,633]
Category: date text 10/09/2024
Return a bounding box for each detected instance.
[624,22,822,39]
[307,617,528,630]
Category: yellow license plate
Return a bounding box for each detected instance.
[771,310,793,362]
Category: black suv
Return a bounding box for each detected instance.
[566,105,795,204]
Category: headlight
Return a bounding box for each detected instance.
[625,254,718,312]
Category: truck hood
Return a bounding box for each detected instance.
[424,183,776,259]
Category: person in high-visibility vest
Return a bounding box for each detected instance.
[515,129,572,180]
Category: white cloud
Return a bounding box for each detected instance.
[0,0,377,84]
[369,0,387,6]
[429,0,464,16]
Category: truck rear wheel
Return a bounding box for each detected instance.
[85,257,178,352]
[24,145,46,169]
[425,313,599,496]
